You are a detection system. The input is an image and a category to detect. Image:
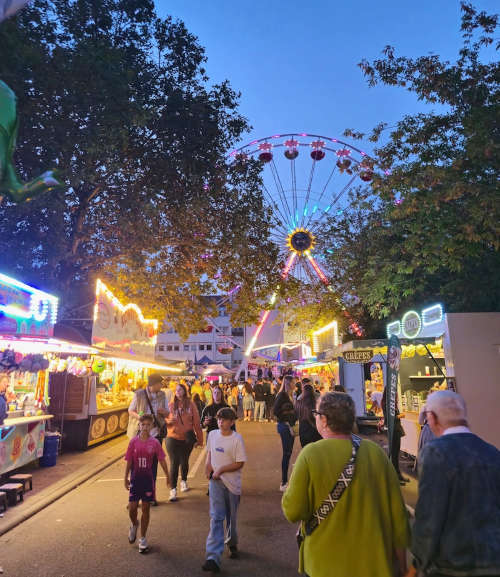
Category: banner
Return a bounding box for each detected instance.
[386,334,401,458]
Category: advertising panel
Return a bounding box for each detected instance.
[91,279,158,359]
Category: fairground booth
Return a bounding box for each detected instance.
[335,304,500,453]
[0,273,89,474]
[294,320,340,387]
[50,280,182,450]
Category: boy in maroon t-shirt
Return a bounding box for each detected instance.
[124,414,169,552]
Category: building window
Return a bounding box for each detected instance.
[184,345,189,351]
[206,344,212,351]
[158,345,165,351]
[218,307,227,317]
[191,345,197,351]
[174,345,179,351]
[231,327,244,337]
[166,345,173,351]
[199,344,205,351]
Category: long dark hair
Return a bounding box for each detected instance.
[295,384,317,422]
[173,383,191,412]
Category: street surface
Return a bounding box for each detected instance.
[1,422,417,577]
[2,421,301,577]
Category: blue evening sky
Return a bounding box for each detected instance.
[156,0,497,153]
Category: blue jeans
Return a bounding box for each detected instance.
[206,478,240,566]
[254,401,266,421]
[277,421,295,485]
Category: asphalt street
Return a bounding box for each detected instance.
[1,422,417,577]
[2,421,302,577]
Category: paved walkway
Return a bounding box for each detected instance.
[1,423,418,576]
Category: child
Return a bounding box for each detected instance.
[202,407,247,573]
[124,414,169,553]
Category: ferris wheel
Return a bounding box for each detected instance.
[228,133,374,360]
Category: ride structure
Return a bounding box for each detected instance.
[228,133,373,377]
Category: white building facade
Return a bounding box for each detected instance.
[156,299,248,370]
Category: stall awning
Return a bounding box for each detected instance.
[94,348,184,372]
[0,335,98,355]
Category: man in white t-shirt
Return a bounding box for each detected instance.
[202,407,247,574]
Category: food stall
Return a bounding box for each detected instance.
[333,304,448,443]
[51,279,182,449]
[295,320,340,387]
[0,273,59,474]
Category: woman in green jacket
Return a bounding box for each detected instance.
[282,392,410,577]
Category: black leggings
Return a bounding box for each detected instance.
[165,437,193,488]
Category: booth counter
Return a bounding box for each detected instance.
[0,414,53,475]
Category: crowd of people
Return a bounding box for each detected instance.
[123,373,500,576]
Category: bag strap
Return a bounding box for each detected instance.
[304,434,361,536]
[143,389,162,429]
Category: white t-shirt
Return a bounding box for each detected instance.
[207,429,247,495]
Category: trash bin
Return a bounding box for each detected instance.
[39,432,60,467]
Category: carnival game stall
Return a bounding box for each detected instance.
[299,320,340,388]
[55,279,181,449]
[0,273,59,474]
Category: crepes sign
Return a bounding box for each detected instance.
[343,350,373,363]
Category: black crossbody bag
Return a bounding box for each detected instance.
[296,435,361,548]
[144,390,167,438]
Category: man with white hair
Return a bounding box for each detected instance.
[406,390,500,577]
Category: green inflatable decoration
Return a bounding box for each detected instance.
[0,80,63,203]
[0,0,63,204]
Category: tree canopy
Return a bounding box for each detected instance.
[321,2,499,328]
[0,0,280,335]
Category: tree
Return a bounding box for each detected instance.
[322,2,500,321]
[0,0,280,333]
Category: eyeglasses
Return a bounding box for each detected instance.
[311,410,324,417]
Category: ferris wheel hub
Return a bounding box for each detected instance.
[287,228,315,254]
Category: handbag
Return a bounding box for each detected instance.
[178,409,197,447]
[296,435,361,548]
[144,389,167,438]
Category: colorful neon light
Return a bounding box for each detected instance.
[401,310,422,339]
[0,272,59,327]
[422,304,443,326]
[386,321,401,338]
[306,253,329,284]
[245,309,272,357]
[281,252,297,278]
[94,279,158,332]
[312,320,338,353]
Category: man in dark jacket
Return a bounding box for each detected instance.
[407,390,500,577]
[253,379,266,422]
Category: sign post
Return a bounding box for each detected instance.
[385,334,401,458]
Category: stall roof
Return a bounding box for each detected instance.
[0,335,98,355]
[95,348,184,372]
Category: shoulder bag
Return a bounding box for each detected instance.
[144,389,167,438]
[177,406,197,448]
[296,434,361,548]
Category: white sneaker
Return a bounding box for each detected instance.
[169,488,178,501]
[128,522,138,543]
[279,483,288,492]
[138,536,148,553]
[180,480,189,492]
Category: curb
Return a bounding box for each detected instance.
[0,449,125,537]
